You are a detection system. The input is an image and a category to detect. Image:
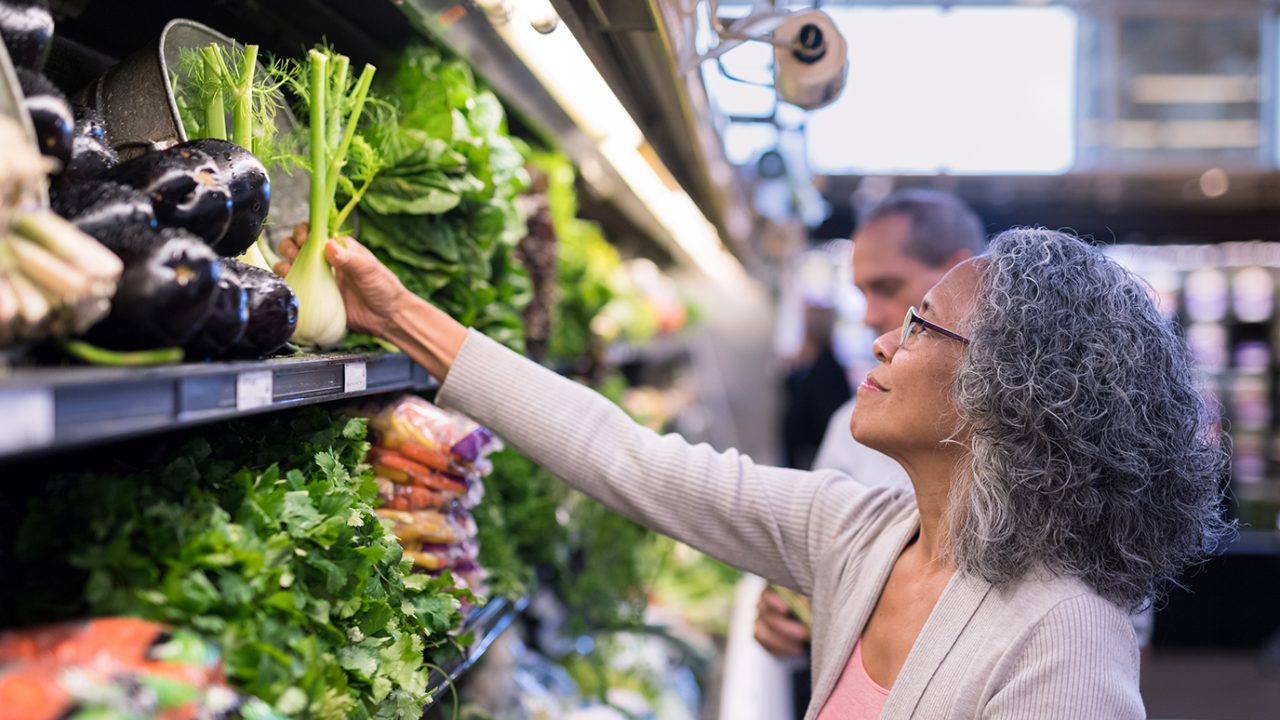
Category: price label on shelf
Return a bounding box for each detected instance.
[236,371,273,411]
[0,388,55,454]
[344,362,367,393]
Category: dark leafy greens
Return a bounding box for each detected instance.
[355,47,530,352]
[477,437,651,635]
[530,152,622,364]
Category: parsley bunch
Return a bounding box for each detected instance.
[14,410,468,719]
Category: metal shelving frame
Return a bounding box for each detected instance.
[0,352,438,460]
[421,595,530,714]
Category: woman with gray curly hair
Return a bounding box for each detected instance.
[282,226,1230,718]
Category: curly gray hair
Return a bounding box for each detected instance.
[951,228,1233,611]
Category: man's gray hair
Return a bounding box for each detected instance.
[863,189,987,266]
[950,228,1233,611]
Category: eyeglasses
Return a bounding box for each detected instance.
[900,306,970,348]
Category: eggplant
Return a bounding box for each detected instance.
[183,139,270,256]
[17,67,72,168]
[86,227,221,349]
[0,1,53,71]
[105,144,233,246]
[184,268,249,358]
[58,105,119,185]
[52,181,157,245]
[222,259,297,356]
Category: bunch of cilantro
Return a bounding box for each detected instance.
[13,410,469,719]
[476,444,651,636]
[355,46,531,352]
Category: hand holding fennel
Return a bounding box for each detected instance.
[282,48,378,349]
[276,229,466,380]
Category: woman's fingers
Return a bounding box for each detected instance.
[754,588,810,658]
[755,613,807,657]
[290,222,308,250]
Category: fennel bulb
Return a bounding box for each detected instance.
[281,49,376,350]
[237,240,272,271]
[286,50,347,349]
[285,236,345,348]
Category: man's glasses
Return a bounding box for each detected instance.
[900,306,970,348]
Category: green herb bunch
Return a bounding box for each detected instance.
[477,443,651,636]
[13,410,469,719]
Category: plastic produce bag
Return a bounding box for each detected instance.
[376,508,473,545]
[366,395,499,478]
[360,395,498,592]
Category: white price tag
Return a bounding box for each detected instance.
[344,362,367,393]
[236,371,273,411]
[0,388,55,453]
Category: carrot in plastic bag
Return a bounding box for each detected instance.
[393,439,453,473]
[403,549,449,571]
[367,396,497,475]
[375,508,461,544]
[376,478,452,511]
[369,448,468,494]
[373,463,410,483]
[369,447,436,481]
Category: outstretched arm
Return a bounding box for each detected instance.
[282,233,901,594]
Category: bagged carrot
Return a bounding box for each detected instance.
[364,396,498,477]
[375,508,468,545]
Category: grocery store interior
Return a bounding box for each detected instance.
[2,0,1280,718]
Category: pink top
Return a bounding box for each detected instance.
[815,638,891,720]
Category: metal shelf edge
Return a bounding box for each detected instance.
[421,594,529,713]
[0,353,440,461]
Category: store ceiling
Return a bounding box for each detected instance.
[625,0,1280,246]
[552,0,711,216]
[818,172,1280,245]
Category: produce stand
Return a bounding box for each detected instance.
[0,0,720,716]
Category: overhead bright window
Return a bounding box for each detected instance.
[798,5,1078,175]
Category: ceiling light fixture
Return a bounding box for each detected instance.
[480,0,744,282]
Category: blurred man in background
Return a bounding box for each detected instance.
[756,189,987,715]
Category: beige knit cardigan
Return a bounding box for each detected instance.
[438,331,1145,719]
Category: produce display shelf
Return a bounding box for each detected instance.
[422,594,529,713]
[0,352,439,460]
[604,334,691,368]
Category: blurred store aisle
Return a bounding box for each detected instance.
[678,274,782,464]
[1144,651,1280,719]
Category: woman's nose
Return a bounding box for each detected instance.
[871,329,899,363]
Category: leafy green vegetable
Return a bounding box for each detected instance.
[526,152,620,363]
[12,410,469,719]
[354,46,530,352]
[477,442,651,635]
[473,448,567,600]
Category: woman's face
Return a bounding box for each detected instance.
[850,259,982,462]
